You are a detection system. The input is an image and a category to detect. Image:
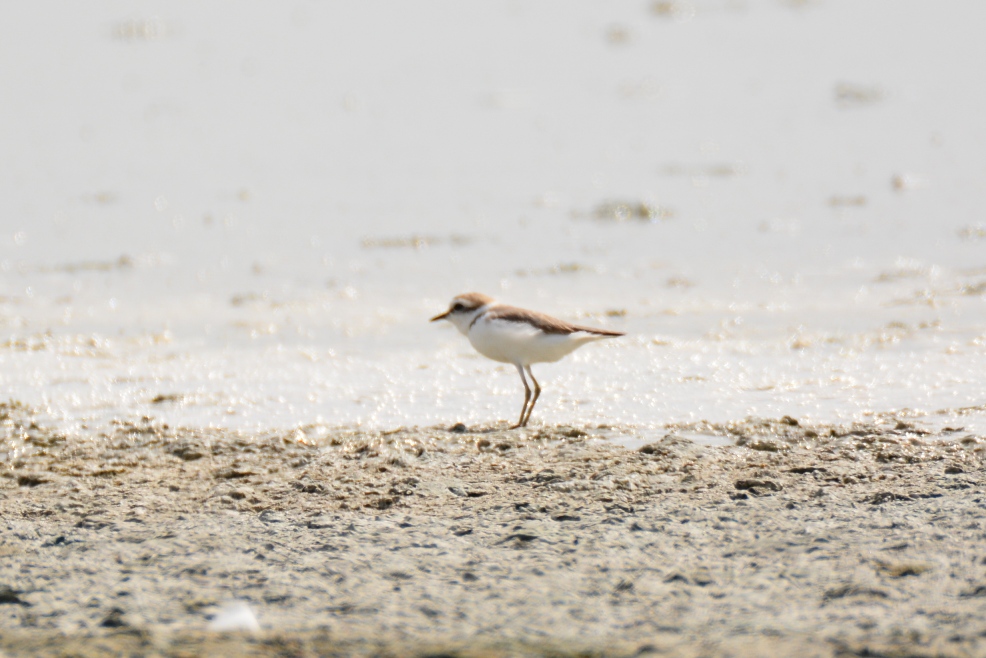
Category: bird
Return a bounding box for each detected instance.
[430,292,625,428]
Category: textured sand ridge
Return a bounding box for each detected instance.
[1,402,985,656]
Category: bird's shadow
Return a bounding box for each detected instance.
[435,422,591,440]
[441,421,517,435]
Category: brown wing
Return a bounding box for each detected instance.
[483,306,625,337]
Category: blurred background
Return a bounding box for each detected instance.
[2,1,986,435]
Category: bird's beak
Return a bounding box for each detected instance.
[430,309,451,322]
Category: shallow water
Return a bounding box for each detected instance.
[3,1,986,441]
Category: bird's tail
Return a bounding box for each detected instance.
[573,325,625,338]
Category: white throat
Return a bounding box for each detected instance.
[447,304,491,336]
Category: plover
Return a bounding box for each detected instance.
[430,292,624,428]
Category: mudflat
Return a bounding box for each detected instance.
[1,402,985,657]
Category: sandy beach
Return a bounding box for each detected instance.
[1,401,984,656]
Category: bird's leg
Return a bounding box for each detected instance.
[522,365,541,427]
[510,364,531,429]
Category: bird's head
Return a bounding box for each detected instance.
[430,292,495,335]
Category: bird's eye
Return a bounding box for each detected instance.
[452,302,465,312]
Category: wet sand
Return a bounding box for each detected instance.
[1,402,985,656]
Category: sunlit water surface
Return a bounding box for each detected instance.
[3,1,986,443]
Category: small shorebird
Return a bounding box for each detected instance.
[430,292,624,428]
